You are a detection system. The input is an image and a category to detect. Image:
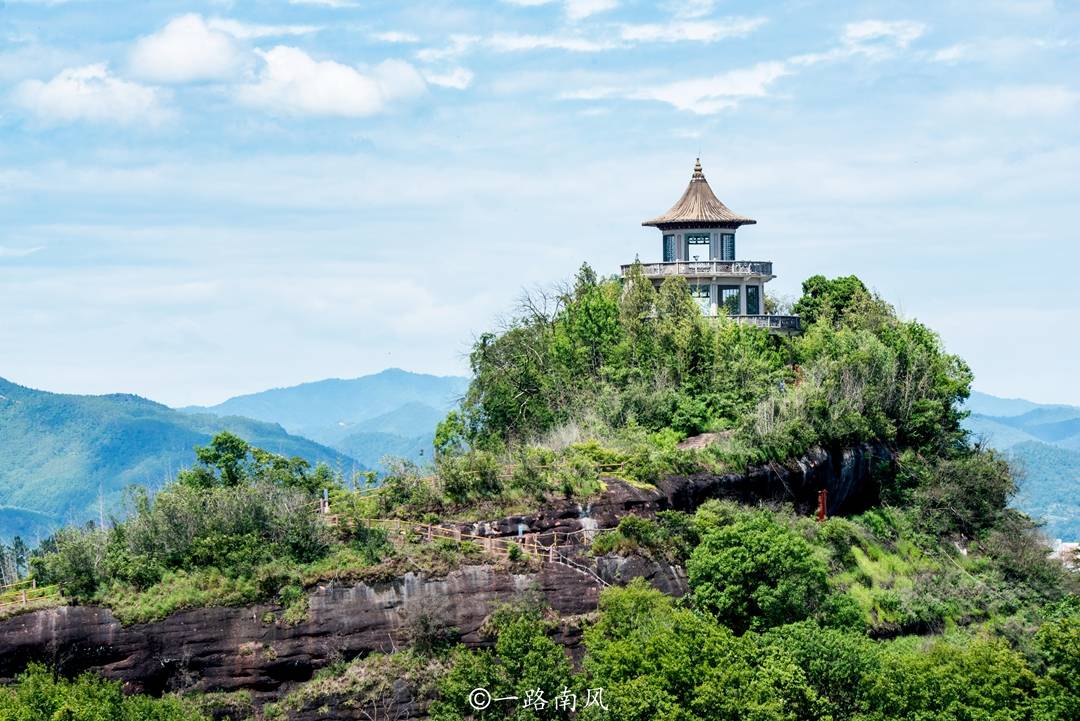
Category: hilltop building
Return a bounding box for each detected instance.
[623,159,800,333]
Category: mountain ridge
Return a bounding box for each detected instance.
[180,368,468,468]
[0,376,359,541]
[963,390,1080,541]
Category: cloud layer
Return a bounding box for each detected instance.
[236,48,427,117]
[129,14,250,84]
[13,64,170,125]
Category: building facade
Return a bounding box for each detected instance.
[622,159,800,333]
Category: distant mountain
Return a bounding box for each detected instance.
[183,368,468,437]
[349,401,449,437]
[1010,442,1080,543]
[963,391,1080,541]
[184,369,468,470]
[964,391,1051,418]
[0,377,357,542]
[324,402,448,468]
[334,431,434,469]
[963,414,1042,449]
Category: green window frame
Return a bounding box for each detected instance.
[663,234,676,262]
[690,284,712,315]
[686,233,711,261]
[746,285,760,315]
[718,285,741,315]
[721,234,736,261]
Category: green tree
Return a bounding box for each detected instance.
[792,275,869,326]
[688,513,828,633]
[584,580,827,721]
[0,663,207,721]
[192,431,250,486]
[859,636,1037,721]
[430,604,578,720]
[1033,607,1080,720]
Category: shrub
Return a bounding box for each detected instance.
[401,596,459,654]
[912,448,1016,538]
[0,664,209,720]
[859,636,1037,721]
[30,526,107,602]
[688,512,829,633]
[437,450,503,504]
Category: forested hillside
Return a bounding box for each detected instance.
[0,379,356,541]
[7,268,1078,720]
[183,369,467,461]
[963,393,1080,540]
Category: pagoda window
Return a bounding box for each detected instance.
[718,285,741,315]
[686,233,711,261]
[745,285,760,315]
[721,233,736,261]
[663,234,676,262]
[690,284,712,315]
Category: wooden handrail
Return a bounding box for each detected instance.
[0,584,62,611]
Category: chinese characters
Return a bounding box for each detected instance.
[467,686,608,713]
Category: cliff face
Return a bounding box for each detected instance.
[0,443,885,712]
[0,564,600,698]
[457,443,886,540]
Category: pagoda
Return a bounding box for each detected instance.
[622,158,800,333]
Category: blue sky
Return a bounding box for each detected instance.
[1,0,1078,406]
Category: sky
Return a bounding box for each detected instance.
[0,0,1078,407]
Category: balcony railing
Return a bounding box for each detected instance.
[732,314,801,332]
[622,260,774,278]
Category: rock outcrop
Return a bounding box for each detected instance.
[0,443,887,712]
[458,442,887,541]
[0,564,600,699]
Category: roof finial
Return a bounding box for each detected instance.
[692,157,704,180]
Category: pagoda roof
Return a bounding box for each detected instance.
[642,159,756,228]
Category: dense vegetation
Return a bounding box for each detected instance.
[0,378,354,542]
[278,511,1079,720]
[368,266,970,518]
[962,395,1080,540]
[1008,441,1080,541]
[11,268,1079,719]
[0,664,210,721]
[24,432,518,624]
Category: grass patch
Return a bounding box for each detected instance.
[279,651,446,715]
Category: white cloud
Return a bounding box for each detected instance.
[574,16,928,113]
[566,18,926,114]
[931,43,969,63]
[629,61,789,114]
[423,67,474,90]
[419,14,763,60]
[842,20,926,53]
[565,0,617,21]
[619,17,767,43]
[0,245,43,258]
[374,31,420,44]
[416,35,480,63]
[488,33,615,52]
[664,0,716,19]
[235,46,426,117]
[129,14,249,84]
[12,63,170,125]
[206,18,321,40]
[501,0,616,20]
[288,0,358,6]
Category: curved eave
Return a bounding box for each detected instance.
[641,218,757,229]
